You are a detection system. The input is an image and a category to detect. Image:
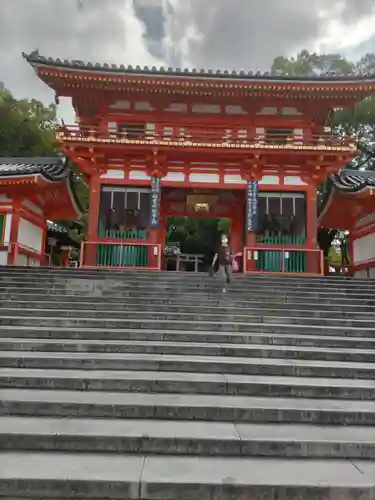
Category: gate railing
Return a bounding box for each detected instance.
[80,241,162,270]
[244,246,324,275]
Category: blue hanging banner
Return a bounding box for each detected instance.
[150,177,161,228]
[246,180,258,232]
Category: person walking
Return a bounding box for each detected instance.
[212,233,232,292]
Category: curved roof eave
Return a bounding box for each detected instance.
[22,51,375,85]
[0,156,69,181]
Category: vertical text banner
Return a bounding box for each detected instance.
[150,177,161,228]
[246,180,258,232]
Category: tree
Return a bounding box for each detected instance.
[271,50,355,77]
[272,50,375,170]
[270,50,375,261]
[0,89,88,240]
[0,90,58,156]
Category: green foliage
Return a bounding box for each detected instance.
[271,50,355,76]
[271,50,375,256]
[272,50,375,170]
[0,89,87,240]
[167,217,230,256]
[0,90,58,156]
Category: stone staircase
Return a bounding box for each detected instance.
[1,268,375,499]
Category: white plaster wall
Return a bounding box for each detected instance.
[189,173,220,183]
[3,214,12,244]
[284,176,307,186]
[259,175,279,185]
[18,219,43,253]
[353,232,375,265]
[0,195,12,203]
[0,251,8,265]
[224,174,246,185]
[354,212,375,229]
[129,170,151,181]
[163,172,185,182]
[101,170,125,179]
[22,199,43,215]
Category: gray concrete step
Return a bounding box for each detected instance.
[2,416,375,459]
[3,298,375,318]
[0,315,372,336]
[2,351,375,379]
[2,368,375,399]
[1,267,375,288]
[0,307,373,328]
[2,389,375,424]
[2,267,375,499]
[1,451,373,500]
[2,325,375,349]
[2,281,375,300]
[3,291,375,308]
[1,275,375,294]
[2,337,375,363]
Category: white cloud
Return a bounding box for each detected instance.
[316,12,375,53]
[1,0,375,122]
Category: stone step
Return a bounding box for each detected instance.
[2,298,375,317]
[2,337,375,363]
[2,368,375,399]
[2,389,375,424]
[3,291,375,308]
[0,315,372,336]
[0,307,372,328]
[2,280,375,299]
[2,416,375,459]
[1,274,375,293]
[2,325,375,349]
[1,451,373,500]
[1,267,375,287]
[1,351,375,379]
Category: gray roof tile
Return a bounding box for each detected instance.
[0,156,69,181]
[331,171,375,192]
[22,51,375,83]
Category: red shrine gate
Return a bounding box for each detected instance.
[23,52,375,274]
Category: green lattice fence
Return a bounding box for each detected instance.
[97,227,148,268]
[256,235,306,273]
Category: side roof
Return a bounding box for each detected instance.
[331,170,375,193]
[0,156,69,181]
[22,50,375,85]
[319,169,375,229]
[0,156,84,218]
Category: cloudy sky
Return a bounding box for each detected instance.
[2,0,375,121]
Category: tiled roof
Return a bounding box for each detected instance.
[22,50,375,83]
[0,156,69,181]
[331,170,375,193]
[47,221,68,233]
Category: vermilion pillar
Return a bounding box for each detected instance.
[85,173,101,266]
[230,214,242,254]
[306,185,319,273]
[7,201,21,266]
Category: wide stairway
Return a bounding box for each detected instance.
[1,268,375,499]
